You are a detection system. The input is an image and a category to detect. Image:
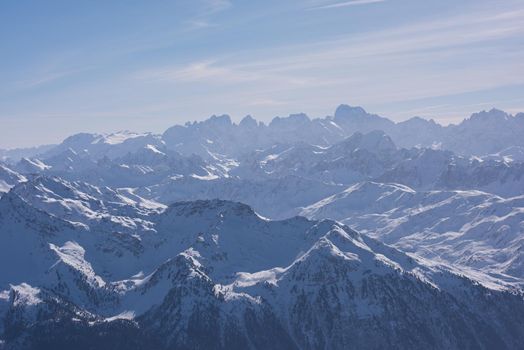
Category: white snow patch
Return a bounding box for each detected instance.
[10,283,42,306]
[191,173,219,180]
[145,144,165,155]
[104,310,135,322]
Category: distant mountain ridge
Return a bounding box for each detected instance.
[2,105,524,163]
[4,123,524,197]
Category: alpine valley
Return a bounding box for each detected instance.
[1,105,524,349]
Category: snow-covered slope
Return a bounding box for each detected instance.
[441,109,524,156]
[1,197,524,349]
[483,146,524,163]
[0,164,26,195]
[232,130,400,185]
[9,176,164,229]
[0,177,167,289]
[230,132,524,197]
[144,175,345,219]
[40,131,165,161]
[13,145,225,188]
[0,144,54,163]
[301,182,524,285]
[378,149,524,197]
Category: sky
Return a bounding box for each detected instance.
[1,0,524,148]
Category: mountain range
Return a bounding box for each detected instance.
[1,180,523,349]
[2,105,524,163]
[1,104,524,349]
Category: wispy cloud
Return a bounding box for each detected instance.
[137,5,524,86]
[183,0,231,31]
[135,59,312,87]
[247,98,288,107]
[131,3,524,121]
[183,19,217,31]
[310,0,386,10]
[11,64,89,91]
[16,71,74,89]
[135,60,255,83]
[202,0,232,15]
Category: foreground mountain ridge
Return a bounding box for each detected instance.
[1,184,524,349]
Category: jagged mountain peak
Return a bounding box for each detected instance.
[399,115,440,126]
[279,228,413,289]
[333,104,393,128]
[204,114,233,127]
[239,114,259,129]
[341,130,396,151]
[140,250,210,293]
[334,104,367,118]
[269,113,311,128]
[327,130,397,158]
[466,108,512,123]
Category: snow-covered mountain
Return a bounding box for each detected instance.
[231,130,399,184]
[301,182,524,286]
[39,131,165,161]
[1,193,524,349]
[161,105,524,158]
[228,131,524,197]
[13,145,226,188]
[378,148,524,197]
[12,106,523,168]
[28,128,514,207]
[0,145,55,163]
[440,109,524,156]
[10,105,523,197]
[142,175,345,219]
[483,146,524,163]
[2,104,524,348]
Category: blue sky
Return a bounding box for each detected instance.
[1,0,523,148]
